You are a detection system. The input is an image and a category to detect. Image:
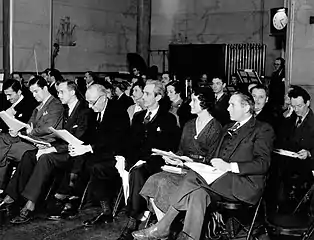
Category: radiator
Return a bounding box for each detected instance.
[224,43,266,84]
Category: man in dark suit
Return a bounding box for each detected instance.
[269,57,285,108]
[1,80,91,224]
[114,81,134,111]
[47,69,63,98]
[133,92,274,240]
[66,84,130,226]
[117,80,180,240]
[211,77,230,126]
[0,76,64,200]
[250,84,280,130]
[273,86,314,211]
[0,79,37,133]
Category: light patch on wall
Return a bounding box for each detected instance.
[160,0,180,16]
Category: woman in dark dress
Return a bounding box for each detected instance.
[139,87,222,220]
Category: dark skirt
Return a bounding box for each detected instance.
[140,171,186,213]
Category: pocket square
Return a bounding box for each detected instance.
[18,113,23,117]
[43,111,48,116]
[72,125,78,128]
[156,127,161,132]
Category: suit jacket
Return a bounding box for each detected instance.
[0,95,38,132]
[255,103,280,131]
[52,100,92,153]
[276,109,314,171]
[27,95,64,143]
[88,100,130,163]
[212,93,231,126]
[117,93,134,111]
[126,107,180,169]
[173,117,274,206]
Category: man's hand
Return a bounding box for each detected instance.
[68,144,90,157]
[36,147,57,160]
[297,149,311,160]
[9,129,19,137]
[211,158,231,172]
[26,123,33,135]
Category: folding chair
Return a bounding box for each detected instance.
[214,197,264,240]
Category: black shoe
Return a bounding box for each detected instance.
[82,212,113,227]
[117,217,139,240]
[10,208,33,224]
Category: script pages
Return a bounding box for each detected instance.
[0,111,28,132]
[48,127,83,146]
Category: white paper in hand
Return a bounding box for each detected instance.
[0,111,27,132]
[184,162,225,185]
[49,127,83,146]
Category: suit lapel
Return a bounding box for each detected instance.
[216,117,256,159]
[35,96,53,122]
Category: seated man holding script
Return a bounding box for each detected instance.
[132,92,275,240]
[0,80,91,224]
[0,76,64,196]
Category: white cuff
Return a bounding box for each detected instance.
[230,162,239,173]
[86,145,93,153]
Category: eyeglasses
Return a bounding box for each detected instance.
[88,95,104,107]
[274,63,281,66]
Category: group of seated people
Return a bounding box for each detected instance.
[0,67,313,240]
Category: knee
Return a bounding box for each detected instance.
[190,188,211,205]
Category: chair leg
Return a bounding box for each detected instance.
[246,198,262,240]
[45,178,57,201]
[78,180,91,210]
[112,186,123,218]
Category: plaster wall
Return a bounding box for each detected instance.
[150,0,285,77]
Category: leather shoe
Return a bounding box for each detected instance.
[132,224,169,240]
[82,212,113,227]
[10,208,33,224]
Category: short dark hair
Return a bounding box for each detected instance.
[250,84,269,97]
[29,75,48,89]
[275,57,285,66]
[166,81,183,94]
[288,85,311,103]
[192,86,215,113]
[86,71,96,80]
[234,91,255,114]
[114,80,130,92]
[48,69,63,82]
[212,76,226,84]
[42,68,50,75]
[130,80,145,96]
[57,79,78,93]
[11,72,23,79]
[3,79,22,92]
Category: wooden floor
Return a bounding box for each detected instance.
[0,207,302,240]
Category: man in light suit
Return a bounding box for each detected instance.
[1,80,91,224]
[132,91,275,240]
[0,76,64,202]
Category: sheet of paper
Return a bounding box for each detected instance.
[49,127,83,146]
[161,165,187,175]
[18,133,51,146]
[152,148,193,162]
[184,162,225,185]
[273,149,298,158]
[0,111,28,132]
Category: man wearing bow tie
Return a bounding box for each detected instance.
[132,92,274,240]
[0,76,64,197]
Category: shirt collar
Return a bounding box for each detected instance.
[215,92,224,100]
[38,94,52,110]
[11,95,24,108]
[237,115,252,128]
[68,98,78,116]
[146,105,159,119]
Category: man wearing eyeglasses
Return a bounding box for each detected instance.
[68,84,130,226]
[273,86,314,212]
[269,57,285,108]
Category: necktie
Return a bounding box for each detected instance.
[296,116,302,127]
[143,111,152,124]
[227,122,240,135]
